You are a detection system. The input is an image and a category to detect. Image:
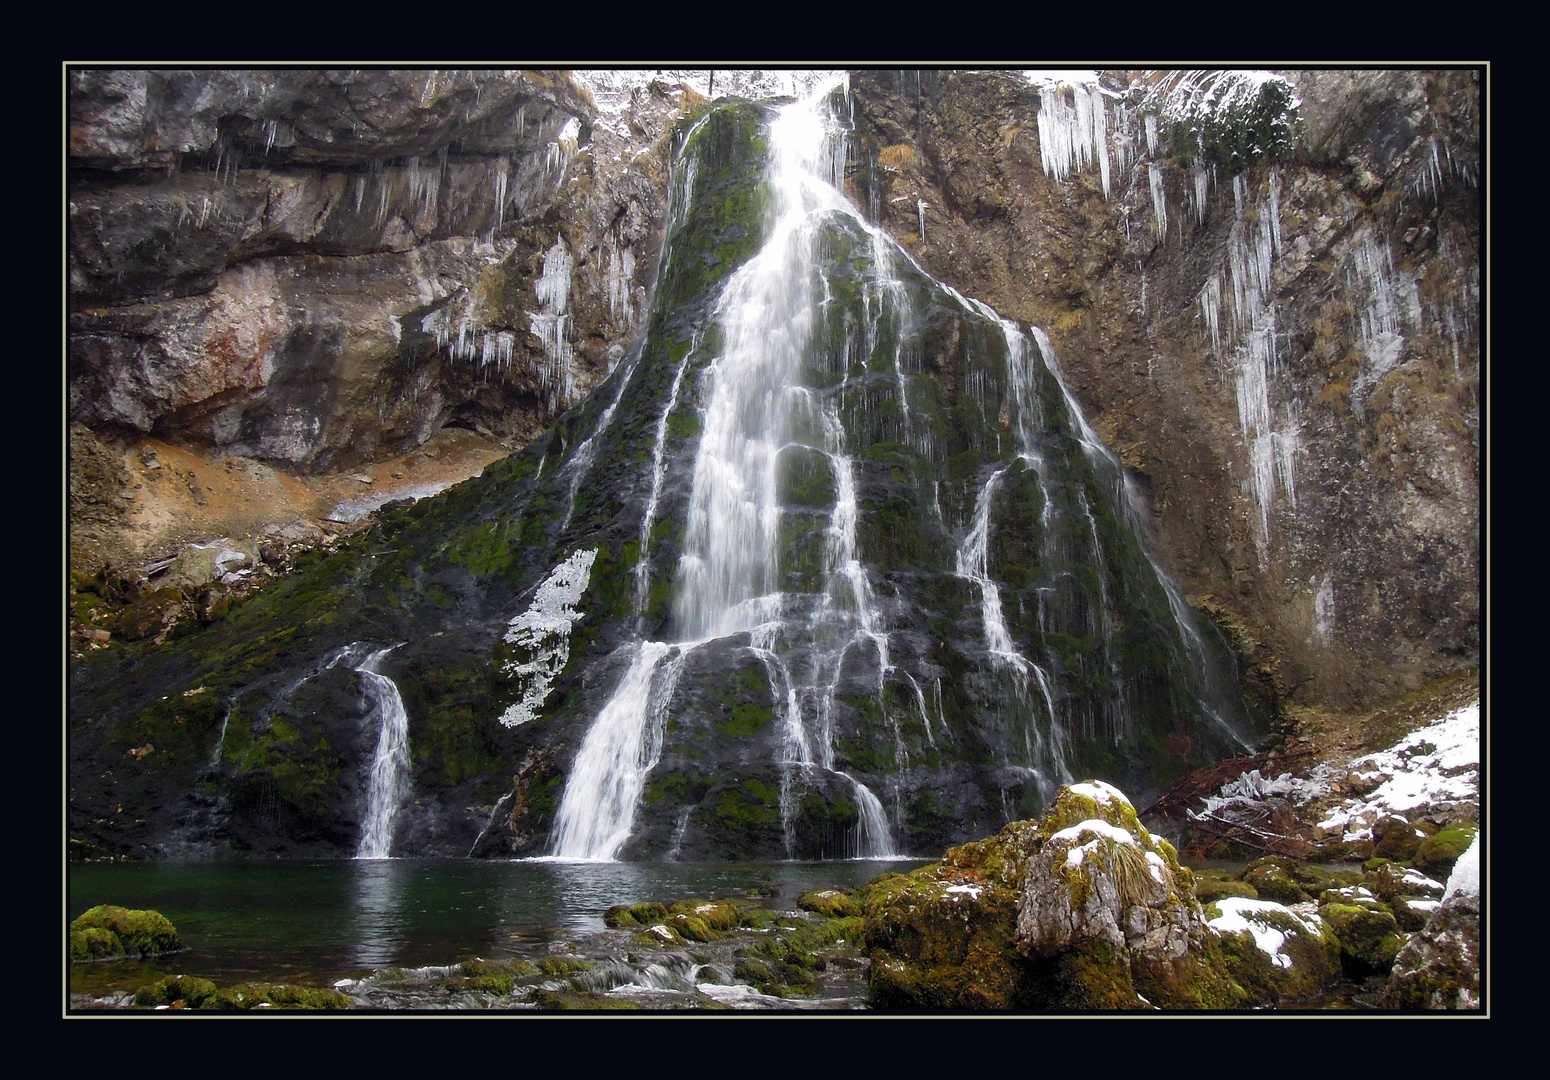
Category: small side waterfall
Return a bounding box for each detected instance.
[356,646,412,860]
[1030,326,1252,752]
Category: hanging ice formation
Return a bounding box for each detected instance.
[498,549,599,728]
[533,75,1256,862]
[529,237,577,412]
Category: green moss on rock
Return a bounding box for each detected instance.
[1415,822,1477,875]
[669,899,741,932]
[1373,815,1426,861]
[536,956,592,977]
[798,889,862,918]
[861,820,1037,1009]
[70,905,181,958]
[70,927,125,963]
[1319,901,1405,973]
[604,901,670,928]
[1194,877,1260,904]
[135,974,218,1008]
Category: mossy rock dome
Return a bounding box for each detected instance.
[862,782,1250,1010]
[69,905,181,959]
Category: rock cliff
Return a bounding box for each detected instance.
[68,68,702,569]
[844,69,1479,711]
[66,68,1481,866]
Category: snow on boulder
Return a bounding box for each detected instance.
[1206,896,1342,1003]
[1382,832,1481,1009]
[1014,783,1244,1009]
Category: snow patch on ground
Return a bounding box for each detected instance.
[326,482,452,523]
[1443,833,1480,901]
[1315,701,1479,839]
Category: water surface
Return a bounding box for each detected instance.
[69,857,926,998]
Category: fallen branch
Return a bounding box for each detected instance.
[1186,810,1316,859]
[134,556,178,578]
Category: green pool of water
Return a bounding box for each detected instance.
[69,857,927,998]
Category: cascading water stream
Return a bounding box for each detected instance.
[560,348,644,530]
[954,464,1069,795]
[1029,326,1252,751]
[356,645,412,860]
[635,331,700,624]
[210,699,235,766]
[551,79,902,861]
[545,75,1252,863]
[550,641,687,860]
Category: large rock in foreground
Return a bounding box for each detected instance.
[70,905,182,961]
[1382,833,1481,1009]
[863,781,1270,1009]
[1014,782,1243,1009]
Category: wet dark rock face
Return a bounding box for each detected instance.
[70,95,1268,863]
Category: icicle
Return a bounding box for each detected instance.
[1148,163,1168,241]
[529,237,576,411]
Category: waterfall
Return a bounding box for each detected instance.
[1030,326,1252,751]
[544,75,1253,862]
[550,641,688,860]
[210,699,234,766]
[954,463,1069,796]
[560,349,642,531]
[551,78,900,861]
[355,646,412,860]
[634,331,699,624]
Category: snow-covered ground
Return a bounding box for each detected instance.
[1196,698,1479,845]
[1314,700,1479,841]
[327,482,452,523]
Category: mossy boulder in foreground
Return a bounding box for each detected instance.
[861,821,1038,1009]
[1317,893,1405,973]
[135,974,218,1008]
[69,905,181,960]
[1204,897,1342,1003]
[1383,834,1480,1009]
[799,890,862,918]
[70,926,125,962]
[863,781,1266,1009]
[201,983,353,1010]
[1414,821,1478,876]
[1015,782,1243,1009]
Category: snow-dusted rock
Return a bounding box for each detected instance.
[1382,833,1480,1009]
[1014,783,1244,1009]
